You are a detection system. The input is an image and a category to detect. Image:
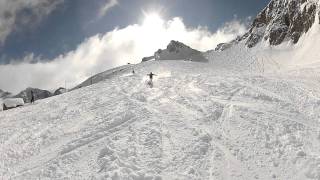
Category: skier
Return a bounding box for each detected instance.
[147,72,157,87]
[30,90,35,104]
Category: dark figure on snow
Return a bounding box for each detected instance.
[30,91,35,104]
[148,72,157,81]
[147,72,157,87]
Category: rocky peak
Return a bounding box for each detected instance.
[245,0,319,48]
[154,40,208,62]
[166,40,195,53]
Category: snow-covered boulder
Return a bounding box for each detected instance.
[2,98,24,110]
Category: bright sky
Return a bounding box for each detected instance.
[0,0,270,93]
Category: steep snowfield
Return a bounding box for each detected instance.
[72,64,134,90]
[1,59,320,179]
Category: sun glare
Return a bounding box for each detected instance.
[143,13,164,28]
[140,12,166,54]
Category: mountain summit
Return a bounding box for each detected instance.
[154,40,208,62]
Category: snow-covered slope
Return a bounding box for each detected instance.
[1,60,320,179]
[72,64,134,90]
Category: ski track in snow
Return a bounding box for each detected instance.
[1,60,320,179]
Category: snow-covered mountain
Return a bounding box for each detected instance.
[245,0,319,47]
[208,0,320,74]
[216,0,320,51]
[154,40,208,62]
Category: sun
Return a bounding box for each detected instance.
[139,12,166,54]
[143,13,164,28]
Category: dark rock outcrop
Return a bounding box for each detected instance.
[142,56,155,62]
[54,87,67,96]
[14,88,52,103]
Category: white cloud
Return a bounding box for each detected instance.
[98,0,118,18]
[0,17,248,93]
[0,0,64,44]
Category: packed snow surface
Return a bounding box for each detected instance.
[1,60,320,180]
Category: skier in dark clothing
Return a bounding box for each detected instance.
[147,72,157,87]
[148,72,156,80]
[30,91,35,104]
